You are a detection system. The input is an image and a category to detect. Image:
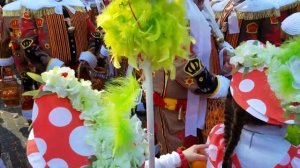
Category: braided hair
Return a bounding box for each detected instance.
[223,94,234,146]
[222,100,266,168]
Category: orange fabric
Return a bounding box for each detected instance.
[45,14,70,62]
[225,20,242,48]
[210,39,221,74]
[153,92,187,112]
[71,12,89,59]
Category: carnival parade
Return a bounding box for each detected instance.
[0,0,299,167]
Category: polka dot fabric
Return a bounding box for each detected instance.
[230,68,295,125]
[206,124,242,168]
[275,146,300,168]
[27,94,95,167]
[207,124,300,168]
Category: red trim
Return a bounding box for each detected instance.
[177,147,188,168]
[153,92,166,108]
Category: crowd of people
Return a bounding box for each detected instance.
[0,0,299,167]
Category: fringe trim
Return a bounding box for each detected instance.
[90,3,97,8]
[3,10,21,17]
[237,9,281,20]
[280,2,300,11]
[203,99,226,139]
[21,6,86,18]
[214,2,300,20]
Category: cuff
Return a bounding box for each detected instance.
[144,152,181,168]
[46,58,64,71]
[218,42,234,57]
[209,75,230,99]
[0,57,14,66]
[100,45,110,57]
[79,51,97,69]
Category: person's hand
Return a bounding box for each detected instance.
[221,49,233,76]
[182,144,209,162]
[219,42,235,76]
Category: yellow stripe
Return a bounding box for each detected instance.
[219,0,234,25]
[72,12,89,58]
[163,98,178,111]
[45,14,71,62]
[45,15,57,59]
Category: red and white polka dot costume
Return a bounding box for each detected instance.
[230,67,294,125]
[207,124,300,168]
[206,39,300,168]
[26,93,94,167]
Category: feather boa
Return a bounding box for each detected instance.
[97,0,190,79]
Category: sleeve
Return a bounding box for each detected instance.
[79,16,101,69]
[175,56,230,98]
[144,152,181,168]
[0,16,14,66]
[218,41,234,58]
[20,9,63,72]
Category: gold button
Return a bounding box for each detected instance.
[199,77,203,82]
[44,43,50,49]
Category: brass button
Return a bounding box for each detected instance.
[44,43,50,49]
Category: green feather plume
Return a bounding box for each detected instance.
[87,76,147,167]
[286,125,300,145]
[101,77,140,155]
[276,37,300,64]
[268,37,300,104]
[97,0,190,79]
[268,37,300,125]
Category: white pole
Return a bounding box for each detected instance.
[141,60,155,168]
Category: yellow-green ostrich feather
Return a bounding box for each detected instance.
[101,76,140,155]
[88,76,147,167]
[97,0,190,79]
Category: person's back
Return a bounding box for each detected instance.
[207,122,298,167]
[206,39,300,167]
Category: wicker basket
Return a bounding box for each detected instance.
[203,98,226,139]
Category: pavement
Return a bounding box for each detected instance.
[0,101,30,168]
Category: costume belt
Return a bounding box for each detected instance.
[153,92,187,120]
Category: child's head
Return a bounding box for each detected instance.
[222,99,267,167]
[222,38,300,167]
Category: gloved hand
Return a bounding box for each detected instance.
[219,41,235,76]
